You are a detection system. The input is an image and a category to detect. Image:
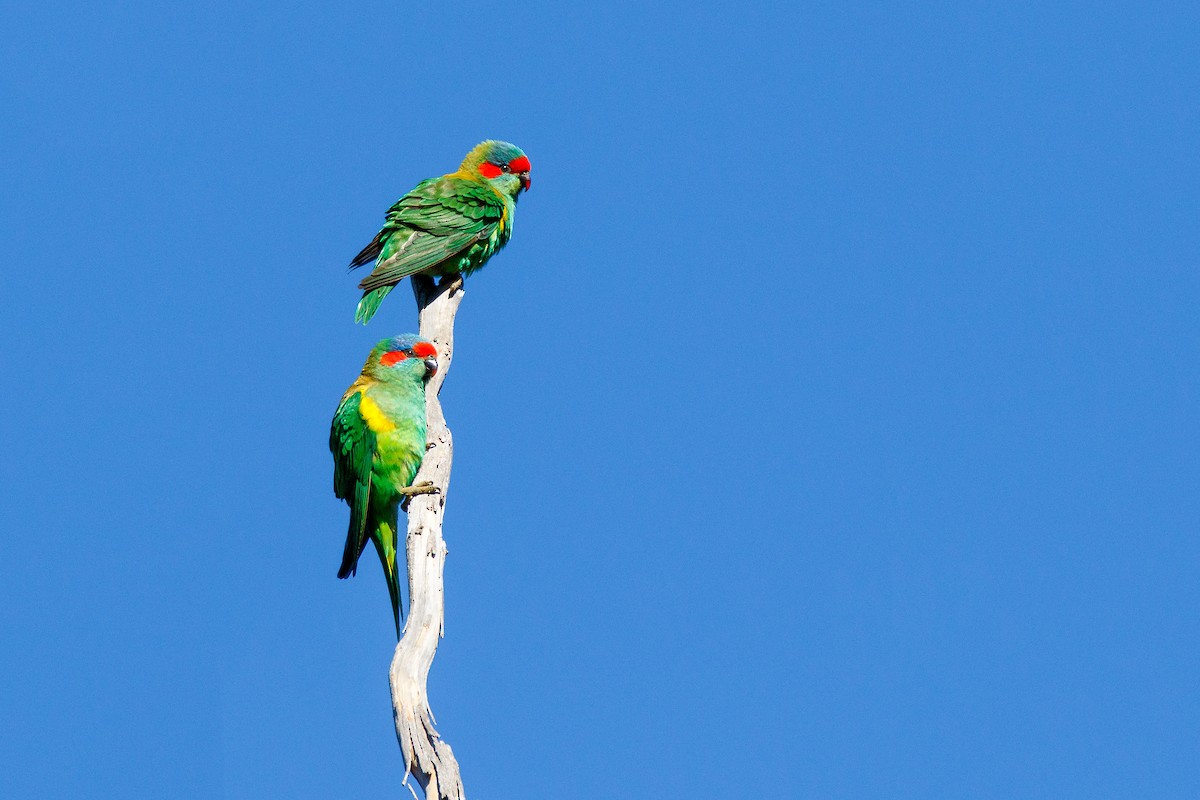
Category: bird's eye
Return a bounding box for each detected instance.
[499,163,510,173]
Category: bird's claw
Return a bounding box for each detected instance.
[397,481,438,497]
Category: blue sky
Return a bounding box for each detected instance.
[2,1,1198,797]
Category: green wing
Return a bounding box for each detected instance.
[331,390,377,578]
[355,176,505,291]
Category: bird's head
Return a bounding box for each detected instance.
[369,334,439,382]
[462,140,531,196]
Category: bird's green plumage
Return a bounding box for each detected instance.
[330,335,436,636]
[349,140,530,324]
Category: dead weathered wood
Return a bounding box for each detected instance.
[390,273,466,800]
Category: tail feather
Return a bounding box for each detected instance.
[373,516,403,638]
[355,285,394,325]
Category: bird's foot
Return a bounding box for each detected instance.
[396,481,438,498]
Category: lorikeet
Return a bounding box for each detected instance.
[348,140,532,324]
[330,334,439,636]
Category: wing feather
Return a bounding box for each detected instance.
[355,176,504,290]
[331,390,377,578]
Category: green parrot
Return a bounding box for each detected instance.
[348,140,532,324]
[330,334,439,636]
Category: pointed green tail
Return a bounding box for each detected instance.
[373,516,402,637]
[356,286,394,324]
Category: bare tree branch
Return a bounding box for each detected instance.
[390,274,466,800]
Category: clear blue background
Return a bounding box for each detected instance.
[2,1,1197,797]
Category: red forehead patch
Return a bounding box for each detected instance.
[411,341,437,358]
[508,155,531,173]
[478,162,502,179]
[380,350,408,366]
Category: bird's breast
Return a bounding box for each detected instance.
[358,395,397,433]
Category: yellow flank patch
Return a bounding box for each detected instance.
[358,395,396,433]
